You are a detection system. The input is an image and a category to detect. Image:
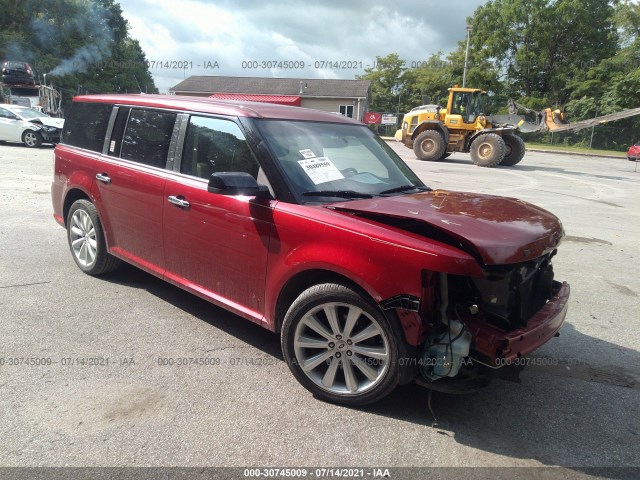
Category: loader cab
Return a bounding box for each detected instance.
[446,88,486,127]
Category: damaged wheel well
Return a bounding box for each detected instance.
[274,269,365,333]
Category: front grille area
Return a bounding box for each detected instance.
[449,252,556,331]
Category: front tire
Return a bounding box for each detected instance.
[281,283,399,406]
[22,130,42,148]
[67,199,121,275]
[500,134,526,166]
[413,130,446,161]
[470,133,505,167]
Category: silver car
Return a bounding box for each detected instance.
[0,104,64,147]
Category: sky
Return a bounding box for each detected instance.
[116,0,488,93]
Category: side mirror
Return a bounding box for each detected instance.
[207,172,270,197]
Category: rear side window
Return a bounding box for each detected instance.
[62,102,113,152]
[181,116,259,179]
[120,109,176,168]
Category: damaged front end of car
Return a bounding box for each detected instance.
[413,258,569,392]
[333,190,571,393]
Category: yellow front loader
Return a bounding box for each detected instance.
[395,87,526,167]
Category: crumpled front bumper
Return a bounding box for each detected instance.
[40,129,61,143]
[463,281,570,365]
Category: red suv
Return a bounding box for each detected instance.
[52,94,570,405]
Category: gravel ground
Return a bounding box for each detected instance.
[0,142,638,479]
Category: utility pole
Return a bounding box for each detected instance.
[463,24,473,87]
[589,106,599,149]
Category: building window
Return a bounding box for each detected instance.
[339,105,354,118]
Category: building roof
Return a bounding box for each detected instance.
[71,94,362,123]
[170,76,371,99]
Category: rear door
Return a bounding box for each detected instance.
[92,107,178,275]
[163,115,274,322]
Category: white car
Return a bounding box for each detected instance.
[0,104,64,147]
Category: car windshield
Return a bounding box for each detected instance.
[255,120,427,202]
[12,108,47,120]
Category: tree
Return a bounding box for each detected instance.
[357,53,407,113]
[467,0,617,103]
[0,0,157,110]
[400,53,454,108]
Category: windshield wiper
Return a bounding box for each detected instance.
[379,185,431,195]
[302,190,374,199]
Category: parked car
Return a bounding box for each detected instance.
[52,94,570,406]
[627,141,640,161]
[1,60,36,85]
[0,104,63,147]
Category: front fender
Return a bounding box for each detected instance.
[468,127,515,146]
[264,204,484,328]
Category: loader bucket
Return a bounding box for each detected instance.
[489,114,545,133]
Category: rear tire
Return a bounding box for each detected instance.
[470,133,505,167]
[501,134,526,166]
[67,199,121,275]
[413,130,446,161]
[281,283,399,406]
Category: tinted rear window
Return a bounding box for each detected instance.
[62,102,113,152]
[120,109,176,168]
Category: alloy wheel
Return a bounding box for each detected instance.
[293,302,390,395]
[69,209,97,268]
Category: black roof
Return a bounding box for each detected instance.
[170,76,371,99]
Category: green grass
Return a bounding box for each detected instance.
[525,142,627,157]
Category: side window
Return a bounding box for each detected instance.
[120,109,176,168]
[0,107,14,119]
[61,102,112,152]
[181,116,260,180]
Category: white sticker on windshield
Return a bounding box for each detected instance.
[298,157,344,184]
[299,149,316,159]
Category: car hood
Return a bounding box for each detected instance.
[328,190,564,265]
[29,117,64,128]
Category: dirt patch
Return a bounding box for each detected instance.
[606,280,639,297]
[529,359,639,390]
[564,235,612,245]
[21,380,175,435]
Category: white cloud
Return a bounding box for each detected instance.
[117,0,486,92]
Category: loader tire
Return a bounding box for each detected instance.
[501,134,526,166]
[413,130,446,161]
[470,133,505,167]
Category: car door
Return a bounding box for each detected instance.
[163,115,274,322]
[0,107,21,142]
[91,107,178,275]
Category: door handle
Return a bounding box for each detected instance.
[167,195,190,208]
[95,173,111,184]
